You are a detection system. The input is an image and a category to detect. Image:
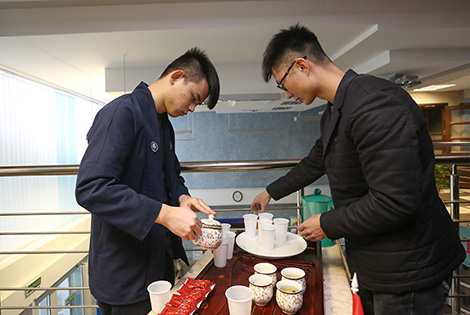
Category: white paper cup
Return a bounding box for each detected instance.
[259,224,276,251]
[257,219,272,228]
[258,212,273,221]
[225,285,253,315]
[243,214,257,238]
[213,242,228,268]
[226,231,236,260]
[273,218,289,245]
[147,280,172,314]
[257,219,272,246]
[221,223,231,235]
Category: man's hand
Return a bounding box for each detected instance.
[178,194,216,216]
[155,204,203,241]
[297,214,327,241]
[251,190,272,214]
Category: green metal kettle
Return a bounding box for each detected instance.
[300,188,335,247]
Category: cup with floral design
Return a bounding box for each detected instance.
[192,214,223,250]
[276,280,303,314]
[254,262,277,288]
[248,274,273,306]
[281,267,307,293]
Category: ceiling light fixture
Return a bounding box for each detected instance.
[412,84,457,92]
[388,73,421,88]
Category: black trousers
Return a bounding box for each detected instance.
[97,251,175,315]
[98,298,151,315]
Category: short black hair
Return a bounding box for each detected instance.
[262,24,331,82]
[160,47,220,109]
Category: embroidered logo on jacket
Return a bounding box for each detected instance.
[150,141,159,152]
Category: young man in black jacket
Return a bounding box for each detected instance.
[251,24,465,314]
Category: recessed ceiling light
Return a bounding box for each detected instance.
[413,84,457,92]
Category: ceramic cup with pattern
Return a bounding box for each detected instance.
[248,274,273,306]
[276,280,303,314]
[281,267,307,293]
[192,214,223,250]
[254,262,277,287]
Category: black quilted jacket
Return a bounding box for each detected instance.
[267,70,465,294]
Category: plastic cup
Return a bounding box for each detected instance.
[221,223,231,235]
[226,231,236,260]
[243,214,257,238]
[258,212,273,221]
[225,285,253,315]
[257,219,272,246]
[257,219,272,228]
[273,218,289,245]
[147,280,172,314]
[259,224,276,251]
[213,242,228,268]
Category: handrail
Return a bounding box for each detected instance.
[0,159,300,177]
[1,155,470,177]
[433,142,470,146]
[435,154,470,165]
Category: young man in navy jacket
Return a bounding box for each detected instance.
[251,25,465,314]
[76,47,220,315]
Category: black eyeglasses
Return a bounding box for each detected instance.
[276,56,307,91]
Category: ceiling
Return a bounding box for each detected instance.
[0,0,469,113]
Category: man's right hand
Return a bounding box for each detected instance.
[250,190,272,214]
[155,204,202,241]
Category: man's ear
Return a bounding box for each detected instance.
[296,58,309,74]
[170,70,185,84]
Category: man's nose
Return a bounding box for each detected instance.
[285,91,294,99]
[189,104,196,112]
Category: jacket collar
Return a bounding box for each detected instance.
[322,70,358,160]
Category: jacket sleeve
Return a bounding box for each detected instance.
[75,101,160,241]
[321,90,424,239]
[267,138,325,200]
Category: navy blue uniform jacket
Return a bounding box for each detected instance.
[75,82,189,305]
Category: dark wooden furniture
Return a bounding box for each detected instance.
[195,240,323,314]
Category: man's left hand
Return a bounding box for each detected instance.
[297,214,327,241]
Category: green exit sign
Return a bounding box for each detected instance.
[65,292,76,306]
[25,276,41,298]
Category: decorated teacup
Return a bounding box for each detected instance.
[276,280,303,314]
[248,274,273,306]
[192,214,223,250]
[281,267,307,293]
[254,262,277,287]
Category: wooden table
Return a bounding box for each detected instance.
[193,240,323,314]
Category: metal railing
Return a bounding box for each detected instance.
[0,159,303,312]
[1,156,470,313]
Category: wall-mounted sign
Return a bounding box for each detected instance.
[25,276,41,298]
